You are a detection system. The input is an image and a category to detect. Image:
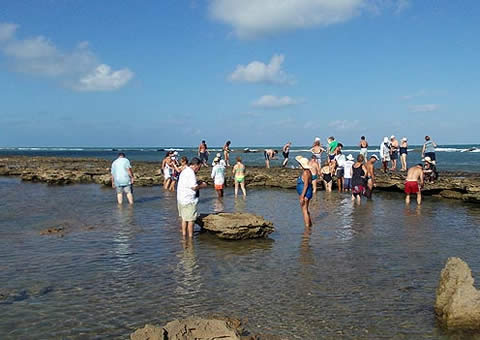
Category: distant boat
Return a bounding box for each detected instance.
[243,148,259,153]
[158,148,184,152]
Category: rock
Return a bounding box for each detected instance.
[40,226,66,236]
[435,257,480,329]
[131,318,242,340]
[197,213,274,240]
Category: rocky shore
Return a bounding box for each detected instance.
[1,156,479,203]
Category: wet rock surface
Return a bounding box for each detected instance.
[1,156,479,203]
[197,213,275,240]
[435,257,480,329]
[0,285,54,305]
[131,317,286,340]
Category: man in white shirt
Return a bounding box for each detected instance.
[111,153,134,204]
[177,157,207,237]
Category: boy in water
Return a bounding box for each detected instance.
[365,155,379,199]
[405,164,424,204]
[198,140,209,167]
[359,136,368,161]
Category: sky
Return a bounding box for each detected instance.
[0,0,479,147]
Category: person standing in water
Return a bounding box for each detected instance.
[282,142,292,167]
[198,140,209,167]
[359,136,369,161]
[308,155,321,193]
[334,144,346,192]
[233,157,247,197]
[351,154,367,203]
[365,154,379,199]
[321,160,334,192]
[162,151,173,189]
[422,136,437,163]
[177,157,207,238]
[264,149,278,168]
[390,136,399,171]
[405,164,424,205]
[111,153,134,204]
[295,156,313,227]
[310,137,324,166]
[344,154,355,192]
[400,137,408,171]
[327,136,338,163]
[211,157,226,198]
[223,141,231,167]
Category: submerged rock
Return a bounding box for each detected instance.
[197,213,275,240]
[131,317,242,340]
[435,257,480,329]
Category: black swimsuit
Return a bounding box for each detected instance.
[400,147,408,155]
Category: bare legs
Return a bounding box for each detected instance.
[117,192,133,204]
[312,179,317,193]
[216,189,224,198]
[235,180,246,197]
[282,158,288,167]
[182,220,195,238]
[300,198,312,227]
[400,154,407,171]
[406,192,422,205]
[265,159,270,168]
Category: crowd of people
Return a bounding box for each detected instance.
[109,135,440,233]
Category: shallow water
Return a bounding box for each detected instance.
[1,177,480,339]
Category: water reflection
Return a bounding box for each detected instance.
[234,197,246,212]
[111,205,136,270]
[174,238,202,314]
[213,198,224,213]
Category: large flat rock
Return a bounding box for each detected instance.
[197,213,275,240]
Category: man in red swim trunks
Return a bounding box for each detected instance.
[405,164,424,204]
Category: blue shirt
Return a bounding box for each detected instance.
[111,157,132,186]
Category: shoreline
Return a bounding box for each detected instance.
[1,155,479,203]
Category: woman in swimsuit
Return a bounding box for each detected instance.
[308,156,321,194]
[223,141,231,167]
[351,154,367,203]
[321,160,334,192]
[161,151,173,189]
[233,157,247,197]
[295,156,313,227]
[310,137,324,166]
[400,137,408,171]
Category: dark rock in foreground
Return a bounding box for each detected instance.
[197,213,275,240]
[435,257,480,329]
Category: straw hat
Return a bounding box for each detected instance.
[213,157,220,163]
[347,154,354,161]
[295,155,311,169]
[423,156,433,163]
[370,154,379,160]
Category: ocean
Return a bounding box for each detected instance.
[1,144,480,171]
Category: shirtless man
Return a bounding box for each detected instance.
[282,142,292,167]
[359,136,368,162]
[390,136,399,171]
[198,140,209,167]
[405,164,424,205]
[308,155,321,193]
[264,149,278,168]
[365,155,378,199]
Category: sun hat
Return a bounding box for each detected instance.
[371,154,379,160]
[314,137,321,142]
[213,157,220,163]
[423,156,432,163]
[401,137,407,141]
[390,135,395,139]
[216,152,221,158]
[347,154,354,161]
[295,155,311,169]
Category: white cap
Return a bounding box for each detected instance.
[383,137,389,143]
[314,137,321,142]
[390,135,395,140]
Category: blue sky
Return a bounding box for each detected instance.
[0,0,478,147]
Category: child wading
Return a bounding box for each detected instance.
[295,156,313,227]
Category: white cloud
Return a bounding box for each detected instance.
[328,119,360,130]
[0,23,18,41]
[0,22,133,91]
[252,95,299,108]
[410,104,439,112]
[395,0,410,13]
[74,64,134,92]
[210,0,409,39]
[229,54,292,84]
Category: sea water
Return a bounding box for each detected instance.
[1,144,480,172]
[1,177,480,339]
